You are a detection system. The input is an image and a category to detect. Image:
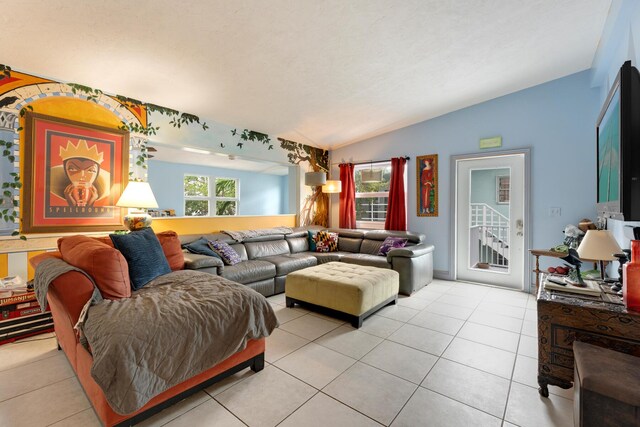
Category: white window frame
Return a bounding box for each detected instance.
[184,174,210,216]
[354,161,398,229]
[213,177,240,216]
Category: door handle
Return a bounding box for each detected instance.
[516,219,523,236]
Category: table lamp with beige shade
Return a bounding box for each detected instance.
[577,230,623,280]
[116,181,159,231]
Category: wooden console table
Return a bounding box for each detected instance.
[537,279,640,397]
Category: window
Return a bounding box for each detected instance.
[184,175,239,216]
[214,177,239,215]
[497,175,510,204]
[184,175,210,216]
[355,162,393,229]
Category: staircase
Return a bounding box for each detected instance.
[470,203,509,268]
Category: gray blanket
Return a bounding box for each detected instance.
[83,269,278,415]
[222,226,293,242]
[33,257,103,312]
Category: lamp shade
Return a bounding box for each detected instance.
[322,180,342,193]
[116,181,159,209]
[577,230,622,261]
[305,171,327,186]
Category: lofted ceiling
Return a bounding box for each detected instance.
[3,0,611,149]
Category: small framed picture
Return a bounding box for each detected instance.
[417,154,438,217]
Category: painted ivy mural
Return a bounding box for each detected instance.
[0,64,331,236]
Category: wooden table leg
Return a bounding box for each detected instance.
[535,254,541,291]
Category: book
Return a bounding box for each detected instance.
[544,277,602,297]
[1,304,48,321]
[0,293,37,307]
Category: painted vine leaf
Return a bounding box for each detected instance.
[0,64,11,80]
[0,140,25,239]
[278,138,328,172]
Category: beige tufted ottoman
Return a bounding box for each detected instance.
[285,262,399,328]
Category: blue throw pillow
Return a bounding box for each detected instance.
[110,227,171,290]
[308,230,317,252]
[182,237,222,260]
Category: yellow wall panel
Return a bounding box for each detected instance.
[0,254,8,278]
[26,251,46,281]
[151,215,297,235]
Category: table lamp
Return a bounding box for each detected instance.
[577,230,622,280]
[116,181,159,231]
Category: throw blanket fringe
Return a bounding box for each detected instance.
[222,226,294,242]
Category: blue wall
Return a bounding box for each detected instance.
[331,70,601,277]
[148,160,288,216]
[591,0,640,104]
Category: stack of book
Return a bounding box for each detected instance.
[0,278,53,345]
[543,275,602,297]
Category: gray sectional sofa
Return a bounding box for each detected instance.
[180,227,434,296]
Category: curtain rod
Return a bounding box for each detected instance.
[336,156,410,166]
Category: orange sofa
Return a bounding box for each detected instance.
[30,252,265,427]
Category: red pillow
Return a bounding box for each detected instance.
[156,231,185,271]
[58,235,131,300]
[93,230,184,271]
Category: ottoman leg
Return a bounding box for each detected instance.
[351,316,363,329]
[285,297,295,308]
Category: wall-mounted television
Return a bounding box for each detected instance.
[597,61,640,220]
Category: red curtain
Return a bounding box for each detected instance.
[385,157,407,231]
[339,163,356,228]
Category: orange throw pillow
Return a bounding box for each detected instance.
[92,236,114,247]
[156,231,185,271]
[58,235,131,300]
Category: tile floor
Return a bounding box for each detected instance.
[0,279,575,427]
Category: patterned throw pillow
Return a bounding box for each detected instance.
[315,231,339,253]
[378,237,408,256]
[208,240,242,265]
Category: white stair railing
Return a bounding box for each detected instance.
[470,203,509,267]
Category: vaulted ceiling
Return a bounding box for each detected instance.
[4,0,611,149]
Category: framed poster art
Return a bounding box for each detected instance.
[417,154,438,217]
[22,112,129,233]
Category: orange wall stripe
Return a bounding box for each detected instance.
[0,70,52,97]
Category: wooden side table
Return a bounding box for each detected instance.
[530,249,567,291]
[530,249,600,291]
[537,279,640,397]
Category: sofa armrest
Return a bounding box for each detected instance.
[183,253,224,271]
[386,243,435,261]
